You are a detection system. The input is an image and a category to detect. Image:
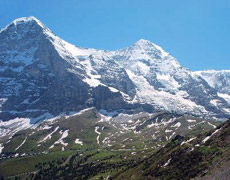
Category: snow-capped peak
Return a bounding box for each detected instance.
[132,39,170,58]
[134,39,154,47]
[11,16,42,26]
[0,16,51,34]
[111,39,172,66]
[112,39,181,74]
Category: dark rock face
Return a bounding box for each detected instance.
[172,135,185,142]
[92,85,127,110]
[0,17,128,121]
[0,38,90,120]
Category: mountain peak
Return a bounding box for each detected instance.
[0,16,50,34]
[134,39,154,47]
[129,39,170,59]
[12,16,40,24]
[12,16,45,28]
[136,38,152,43]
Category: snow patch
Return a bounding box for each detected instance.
[98,109,118,122]
[64,107,94,119]
[163,158,171,167]
[165,129,173,133]
[202,128,221,143]
[0,118,31,138]
[171,122,181,128]
[207,122,217,128]
[49,129,69,149]
[210,99,219,106]
[75,138,83,145]
[218,93,230,104]
[108,87,119,93]
[187,119,196,123]
[0,144,4,154]
[39,126,59,143]
[95,126,101,145]
[181,137,197,145]
[102,137,109,144]
[169,132,176,140]
[15,137,27,150]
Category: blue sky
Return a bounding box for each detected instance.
[0,0,229,70]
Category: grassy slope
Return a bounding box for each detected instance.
[0,151,72,177]
[115,120,230,180]
[0,110,224,179]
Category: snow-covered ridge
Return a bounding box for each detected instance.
[0,16,230,123]
[130,39,170,57]
[192,70,230,96]
[194,69,230,73]
[0,16,49,34]
[192,70,230,87]
[0,118,31,138]
[0,108,94,139]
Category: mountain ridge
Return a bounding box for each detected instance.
[0,16,229,126]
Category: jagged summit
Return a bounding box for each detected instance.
[0,16,52,40]
[113,38,181,75]
[113,38,172,64]
[134,38,153,46]
[1,16,35,30]
[133,38,160,49]
[9,16,42,26]
[131,39,170,58]
[0,16,55,67]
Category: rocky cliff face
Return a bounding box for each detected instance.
[0,17,128,121]
[0,16,229,123]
